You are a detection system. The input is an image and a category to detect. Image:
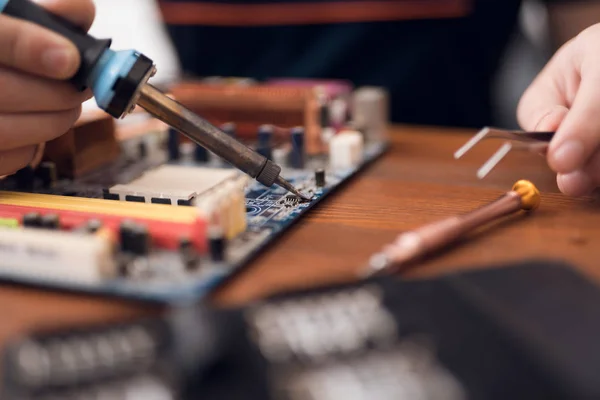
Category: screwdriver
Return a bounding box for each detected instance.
[363,180,541,277]
[0,0,310,201]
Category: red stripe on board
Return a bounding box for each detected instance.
[158,0,470,26]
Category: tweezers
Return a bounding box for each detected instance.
[454,127,555,179]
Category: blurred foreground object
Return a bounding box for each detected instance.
[365,180,540,276]
[5,260,600,399]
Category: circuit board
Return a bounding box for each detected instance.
[0,81,389,304]
[0,136,388,305]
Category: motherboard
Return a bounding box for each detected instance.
[0,79,389,304]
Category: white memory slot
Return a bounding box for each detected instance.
[0,228,116,285]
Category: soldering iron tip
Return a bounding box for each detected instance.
[275,176,312,201]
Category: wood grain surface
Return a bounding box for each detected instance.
[1,124,598,353]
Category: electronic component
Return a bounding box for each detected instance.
[0,191,207,251]
[169,80,352,155]
[0,226,116,285]
[0,75,389,303]
[42,111,119,179]
[8,261,600,400]
[109,165,241,204]
[257,125,274,160]
[168,127,181,161]
[315,169,326,187]
[329,130,365,169]
[208,223,226,263]
[108,165,247,239]
[352,87,389,141]
[289,127,306,169]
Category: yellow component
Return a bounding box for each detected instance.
[192,174,248,240]
[512,180,540,211]
[0,217,18,228]
[0,192,199,223]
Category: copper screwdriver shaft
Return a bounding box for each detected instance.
[364,180,541,277]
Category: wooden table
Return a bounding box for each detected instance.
[1,124,598,350]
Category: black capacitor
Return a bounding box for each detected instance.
[319,104,330,128]
[256,124,273,160]
[208,227,226,263]
[119,221,150,255]
[167,127,180,161]
[194,143,209,163]
[15,166,35,190]
[315,169,326,187]
[37,162,57,188]
[179,237,198,269]
[130,224,151,255]
[40,214,60,229]
[290,127,305,169]
[22,212,41,228]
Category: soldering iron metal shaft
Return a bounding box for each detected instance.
[137,84,309,200]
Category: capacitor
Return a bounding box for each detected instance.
[40,214,60,229]
[167,128,180,161]
[208,225,226,263]
[194,143,209,163]
[257,124,273,160]
[290,127,305,169]
[315,169,326,187]
[179,237,198,269]
[15,166,35,190]
[37,162,57,188]
[22,212,41,228]
[319,104,330,128]
[119,221,150,255]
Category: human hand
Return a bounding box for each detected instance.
[0,0,95,175]
[517,23,600,196]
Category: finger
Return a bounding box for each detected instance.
[517,40,574,132]
[0,107,81,150]
[556,143,600,197]
[0,145,37,176]
[32,0,96,32]
[568,147,600,196]
[0,67,91,112]
[547,50,600,174]
[557,171,594,197]
[0,15,79,79]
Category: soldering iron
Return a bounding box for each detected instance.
[0,0,310,200]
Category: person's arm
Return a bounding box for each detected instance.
[546,1,600,48]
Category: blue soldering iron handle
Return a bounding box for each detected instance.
[0,0,111,91]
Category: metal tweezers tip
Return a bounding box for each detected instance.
[454,127,490,159]
[476,142,513,179]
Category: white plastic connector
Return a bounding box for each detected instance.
[0,227,115,285]
[329,130,365,169]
